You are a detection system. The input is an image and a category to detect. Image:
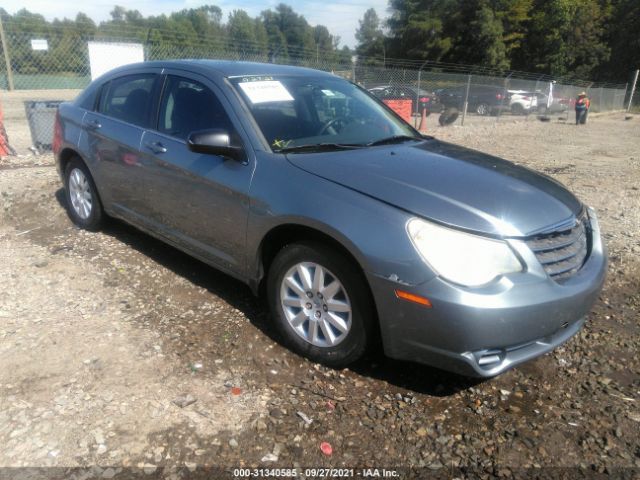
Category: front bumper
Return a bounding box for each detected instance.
[369,212,607,377]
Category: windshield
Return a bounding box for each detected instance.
[230,75,420,152]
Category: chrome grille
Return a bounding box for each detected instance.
[525,216,590,282]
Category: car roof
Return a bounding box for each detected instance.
[367,85,426,92]
[441,84,503,91]
[105,59,337,80]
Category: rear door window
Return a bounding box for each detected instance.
[99,74,157,128]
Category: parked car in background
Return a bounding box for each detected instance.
[54,60,606,377]
[436,85,510,116]
[535,93,570,114]
[368,85,442,116]
[508,90,538,115]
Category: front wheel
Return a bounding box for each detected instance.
[267,242,374,367]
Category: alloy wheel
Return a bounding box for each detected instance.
[279,262,352,347]
[68,167,93,220]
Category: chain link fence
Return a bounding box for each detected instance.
[351,65,628,128]
[0,26,631,153]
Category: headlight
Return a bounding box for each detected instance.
[407,218,523,287]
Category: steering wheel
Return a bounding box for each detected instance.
[316,116,350,136]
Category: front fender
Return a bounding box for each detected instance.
[246,152,434,288]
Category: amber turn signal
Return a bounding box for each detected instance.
[395,290,432,307]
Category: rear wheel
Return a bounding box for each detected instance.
[64,157,104,231]
[267,242,374,367]
[476,103,490,116]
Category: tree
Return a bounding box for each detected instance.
[253,18,269,58]
[338,46,353,66]
[355,8,385,63]
[109,6,126,23]
[261,4,317,63]
[227,9,268,57]
[599,0,640,81]
[447,0,509,69]
[261,9,290,62]
[563,0,609,78]
[0,3,349,74]
[386,0,458,61]
[2,9,51,74]
[493,0,532,60]
[171,5,223,38]
[313,25,334,54]
[313,25,338,65]
[518,0,609,78]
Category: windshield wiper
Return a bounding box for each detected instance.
[277,143,365,154]
[366,135,422,147]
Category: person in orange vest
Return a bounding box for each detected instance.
[575,91,590,125]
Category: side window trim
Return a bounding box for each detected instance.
[152,74,169,132]
[96,81,111,114]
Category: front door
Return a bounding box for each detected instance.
[138,73,253,276]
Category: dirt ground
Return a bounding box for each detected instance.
[0,113,639,479]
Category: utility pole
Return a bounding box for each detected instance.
[0,14,14,91]
[461,74,472,126]
[496,72,512,123]
[416,60,429,123]
[627,69,639,112]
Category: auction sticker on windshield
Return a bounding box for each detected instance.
[238,80,294,104]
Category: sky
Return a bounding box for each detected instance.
[5,0,390,48]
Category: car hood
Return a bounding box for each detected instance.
[286,139,582,237]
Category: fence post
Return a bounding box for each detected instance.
[351,55,357,84]
[416,70,421,120]
[497,73,512,123]
[627,69,639,112]
[416,60,429,127]
[599,87,604,112]
[461,74,472,126]
[0,14,14,91]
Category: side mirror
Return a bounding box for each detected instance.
[187,129,244,161]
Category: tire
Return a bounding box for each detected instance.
[267,242,375,367]
[537,105,547,115]
[476,103,490,116]
[439,108,459,126]
[64,157,104,231]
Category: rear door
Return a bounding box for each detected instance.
[138,71,254,275]
[80,70,160,216]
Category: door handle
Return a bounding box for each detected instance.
[144,141,167,154]
[87,119,101,130]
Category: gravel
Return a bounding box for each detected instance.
[0,113,638,477]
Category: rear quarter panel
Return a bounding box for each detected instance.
[56,102,86,177]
